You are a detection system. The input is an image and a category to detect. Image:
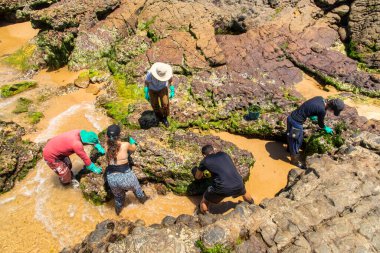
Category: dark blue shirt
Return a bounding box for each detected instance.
[199,152,244,195]
[291,96,326,128]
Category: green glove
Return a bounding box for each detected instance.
[129,137,137,145]
[169,85,175,99]
[87,163,102,174]
[94,143,105,156]
[324,125,334,134]
[144,87,150,101]
[309,116,318,122]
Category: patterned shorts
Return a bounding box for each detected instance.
[45,157,73,184]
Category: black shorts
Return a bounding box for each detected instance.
[204,186,246,204]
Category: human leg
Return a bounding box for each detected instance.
[126,171,149,203]
[149,89,162,119]
[158,88,170,127]
[107,173,126,215]
[45,157,73,185]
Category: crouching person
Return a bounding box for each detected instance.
[43,130,105,186]
[105,124,148,215]
[194,145,254,214]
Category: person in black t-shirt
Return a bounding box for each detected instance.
[287,96,345,168]
[194,145,254,214]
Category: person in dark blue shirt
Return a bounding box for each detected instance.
[287,96,345,168]
[194,145,254,214]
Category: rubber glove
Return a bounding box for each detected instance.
[144,87,150,101]
[129,137,137,145]
[324,125,334,134]
[87,163,102,174]
[94,143,105,156]
[169,85,175,99]
[309,116,318,122]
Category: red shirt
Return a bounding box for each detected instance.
[43,130,92,166]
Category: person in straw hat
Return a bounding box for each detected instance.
[144,62,175,127]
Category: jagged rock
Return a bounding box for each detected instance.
[0,0,58,21]
[64,132,380,253]
[74,74,90,88]
[348,0,380,68]
[0,121,41,193]
[78,127,254,203]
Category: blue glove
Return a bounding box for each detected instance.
[309,116,318,122]
[144,87,150,101]
[169,85,175,99]
[324,125,334,134]
[87,163,102,174]
[129,137,137,145]
[94,143,105,156]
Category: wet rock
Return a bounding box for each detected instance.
[161,216,176,227]
[78,127,254,203]
[0,0,58,21]
[0,121,41,193]
[74,74,90,88]
[348,0,380,68]
[201,225,227,248]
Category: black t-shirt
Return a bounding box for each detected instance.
[199,152,244,195]
[291,96,326,128]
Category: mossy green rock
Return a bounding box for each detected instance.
[78,127,254,204]
[0,81,37,98]
[0,121,41,194]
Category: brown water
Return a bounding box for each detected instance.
[0,22,378,253]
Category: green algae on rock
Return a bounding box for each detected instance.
[2,44,38,71]
[77,127,254,204]
[0,121,41,194]
[0,81,37,98]
[12,97,32,114]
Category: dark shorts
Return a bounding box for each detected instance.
[204,185,246,204]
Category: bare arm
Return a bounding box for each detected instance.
[127,143,137,153]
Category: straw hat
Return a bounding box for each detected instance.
[150,62,173,82]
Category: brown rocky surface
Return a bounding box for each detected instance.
[0,121,41,193]
[63,131,380,252]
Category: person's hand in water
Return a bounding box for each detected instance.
[87,163,102,174]
[144,87,150,101]
[169,85,175,99]
[324,125,334,134]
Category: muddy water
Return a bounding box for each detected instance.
[0,22,39,56]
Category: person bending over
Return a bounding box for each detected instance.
[43,130,105,186]
[105,124,148,215]
[287,96,345,168]
[194,145,254,214]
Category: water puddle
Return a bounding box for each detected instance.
[0,21,39,57]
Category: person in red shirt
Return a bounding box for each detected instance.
[43,130,105,185]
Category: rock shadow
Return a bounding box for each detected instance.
[265,141,290,163]
[138,110,160,129]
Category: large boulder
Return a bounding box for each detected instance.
[0,121,41,193]
[78,128,255,203]
[63,131,380,252]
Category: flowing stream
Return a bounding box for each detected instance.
[0,22,379,252]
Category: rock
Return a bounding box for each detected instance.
[0,0,58,21]
[68,132,380,253]
[78,127,254,203]
[331,5,350,16]
[161,216,176,227]
[0,121,41,193]
[338,27,347,41]
[348,0,380,68]
[74,74,90,88]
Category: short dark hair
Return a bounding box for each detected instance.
[202,144,214,156]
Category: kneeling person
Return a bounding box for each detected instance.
[105,124,148,215]
[194,145,254,214]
